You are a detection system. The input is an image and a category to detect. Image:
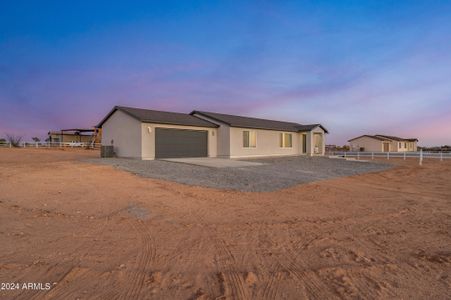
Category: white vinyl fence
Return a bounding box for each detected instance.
[0,142,101,149]
[328,150,451,165]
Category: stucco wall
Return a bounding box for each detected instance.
[141,123,218,160]
[191,113,230,158]
[229,127,301,158]
[394,140,418,152]
[101,110,142,158]
[308,126,326,155]
[349,136,383,152]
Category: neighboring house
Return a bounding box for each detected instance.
[97,106,328,159]
[348,135,418,152]
[48,128,101,144]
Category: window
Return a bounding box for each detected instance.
[404,142,407,148]
[399,142,401,148]
[243,130,256,148]
[279,133,293,148]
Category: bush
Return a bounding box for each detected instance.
[5,134,23,147]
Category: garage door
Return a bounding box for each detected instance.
[155,128,208,159]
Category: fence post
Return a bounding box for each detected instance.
[344,151,347,158]
[403,152,406,160]
[371,152,374,160]
[9,142,12,148]
[387,152,389,160]
[419,149,423,166]
[440,152,443,161]
[357,152,360,160]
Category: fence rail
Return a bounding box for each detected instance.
[0,142,101,149]
[328,150,450,165]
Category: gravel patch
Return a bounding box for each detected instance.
[86,156,392,192]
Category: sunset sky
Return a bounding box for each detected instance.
[1,1,450,146]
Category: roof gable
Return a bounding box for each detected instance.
[97,106,218,128]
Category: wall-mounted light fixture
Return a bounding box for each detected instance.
[147,126,152,133]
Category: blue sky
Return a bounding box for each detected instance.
[1,0,450,145]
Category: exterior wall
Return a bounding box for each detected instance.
[394,140,418,152]
[228,126,326,158]
[349,136,383,152]
[228,127,299,158]
[141,123,217,160]
[350,136,418,152]
[309,126,326,156]
[192,113,230,158]
[101,110,142,158]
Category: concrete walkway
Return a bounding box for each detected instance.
[162,157,264,168]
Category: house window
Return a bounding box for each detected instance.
[279,133,293,148]
[243,130,256,148]
[399,142,401,148]
[404,142,407,148]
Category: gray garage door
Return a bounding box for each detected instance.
[155,128,208,159]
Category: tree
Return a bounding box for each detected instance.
[5,134,23,147]
[0,138,6,144]
[32,137,41,143]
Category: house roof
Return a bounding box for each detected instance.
[374,134,418,142]
[348,134,418,142]
[97,106,218,128]
[191,111,328,133]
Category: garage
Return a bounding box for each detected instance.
[155,128,208,159]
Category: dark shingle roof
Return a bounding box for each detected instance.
[375,135,418,142]
[97,106,218,128]
[191,111,328,133]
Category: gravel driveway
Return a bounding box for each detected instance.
[87,156,392,192]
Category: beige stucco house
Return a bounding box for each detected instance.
[97,106,328,160]
[348,135,418,152]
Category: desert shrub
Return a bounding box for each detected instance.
[5,134,23,147]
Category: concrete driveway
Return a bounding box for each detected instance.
[161,157,264,168]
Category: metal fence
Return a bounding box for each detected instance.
[0,142,101,149]
[328,150,451,165]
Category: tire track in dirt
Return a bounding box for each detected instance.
[213,237,249,299]
[119,218,156,300]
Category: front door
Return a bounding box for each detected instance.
[301,134,307,154]
[383,142,390,152]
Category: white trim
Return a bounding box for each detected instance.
[230,153,300,159]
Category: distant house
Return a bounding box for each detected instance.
[348,135,418,152]
[48,128,101,144]
[97,106,328,159]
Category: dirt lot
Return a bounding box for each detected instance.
[0,148,450,299]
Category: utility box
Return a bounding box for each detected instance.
[101,145,114,158]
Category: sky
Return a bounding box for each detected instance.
[1,0,450,146]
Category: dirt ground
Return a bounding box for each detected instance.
[0,148,449,299]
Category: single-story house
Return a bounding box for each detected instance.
[97,106,328,159]
[348,135,418,152]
